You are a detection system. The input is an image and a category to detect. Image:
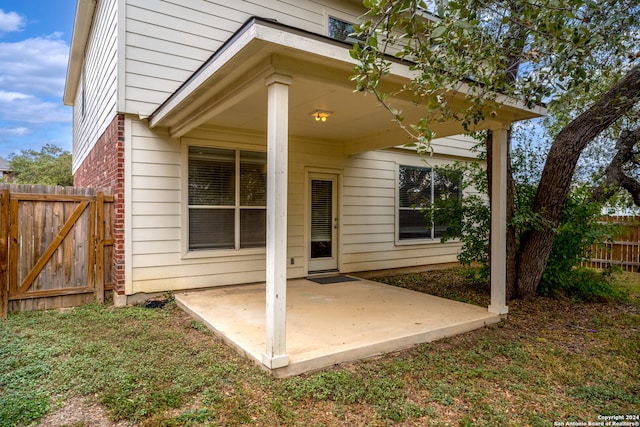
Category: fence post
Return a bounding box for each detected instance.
[95,192,104,303]
[0,189,9,319]
[87,196,96,297]
[8,198,18,300]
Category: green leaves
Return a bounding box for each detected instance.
[453,19,472,30]
[430,25,448,39]
[348,41,362,60]
[8,144,73,186]
[352,0,640,142]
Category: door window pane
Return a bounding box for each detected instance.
[311,180,333,258]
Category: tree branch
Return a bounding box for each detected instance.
[516,64,640,298]
[591,127,640,205]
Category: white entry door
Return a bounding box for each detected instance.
[308,174,338,272]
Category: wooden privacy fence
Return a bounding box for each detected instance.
[0,185,114,318]
[582,215,640,272]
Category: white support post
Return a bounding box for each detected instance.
[489,126,509,315]
[262,73,292,369]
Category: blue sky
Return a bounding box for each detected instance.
[0,1,76,161]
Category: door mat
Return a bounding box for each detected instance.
[308,275,360,285]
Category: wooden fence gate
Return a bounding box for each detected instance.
[0,185,114,318]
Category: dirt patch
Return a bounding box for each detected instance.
[38,397,135,427]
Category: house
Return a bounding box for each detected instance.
[0,157,11,182]
[64,0,543,369]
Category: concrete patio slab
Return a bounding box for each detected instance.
[175,277,501,377]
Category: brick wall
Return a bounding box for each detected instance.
[74,114,125,294]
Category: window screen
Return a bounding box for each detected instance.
[188,146,266,251]
[398,165,461,241]
[433,169,461,238]
[399,165,433,240]
[189,147,235,206]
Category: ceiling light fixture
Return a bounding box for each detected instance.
[311,110,332,122]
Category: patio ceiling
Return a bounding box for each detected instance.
[149,18,545,154]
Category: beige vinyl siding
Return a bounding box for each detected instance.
[128,119,466,294]
[72,0,119,171]
[129,117,181,294]
[123,0,364,117]
[431,134,481,157]
[129,122,273,294]
[339,150,461,273]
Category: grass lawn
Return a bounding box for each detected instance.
[1,267,639,427]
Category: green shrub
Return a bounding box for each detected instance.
[539,191,623,301]
[434,145,625,301]
[540,267,627,302]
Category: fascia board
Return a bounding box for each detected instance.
[149,17,544,129]
[63,0,96,106]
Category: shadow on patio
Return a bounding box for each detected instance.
[175,277,501,378]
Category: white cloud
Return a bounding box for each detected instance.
[0,11,72,159]
[0,126,30,136]
[0,90,70,124]
[0,9,24,33]
[0,91,30,102]
[0,34,69,98]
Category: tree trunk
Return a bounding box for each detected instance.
[504,129,518,301]
[516,65,640,298]
[590,127,640,205]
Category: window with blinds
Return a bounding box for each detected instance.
[188,146,266,251]
[398,165,461,241]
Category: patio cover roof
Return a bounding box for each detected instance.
[148,16,544,371]
[149,17,545,154]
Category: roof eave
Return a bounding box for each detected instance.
[149,17,364,129]
[63,0,97,106]
[149,17,545,136]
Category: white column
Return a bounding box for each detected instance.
[489,125,509,315]
[262,73,292,369]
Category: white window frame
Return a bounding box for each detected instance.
[183,144,267,258]
[395,162,461,246]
